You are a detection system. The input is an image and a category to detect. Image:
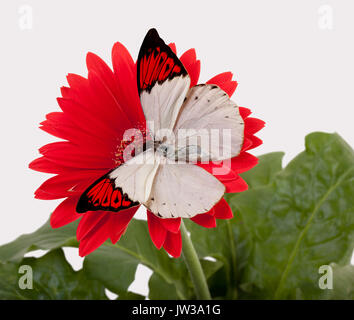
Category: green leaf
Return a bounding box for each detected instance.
[148,273,179,300]
[201,259,224,279]
[330,264,354,299]
[0,263,22,299]
[240,152,285,188]
[303,263,354,300]
[0,249,107,299]
[83,245,139,297]
[0,221,78,263]
[117,291,145,300]
[228,132,354,299]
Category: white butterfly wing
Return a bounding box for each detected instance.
[140,76,190,138]
[109,149,160,203]
[144,161,225,218]
[173,84,244,162]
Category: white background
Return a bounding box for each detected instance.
[0,0,353,298]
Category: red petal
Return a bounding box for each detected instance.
[65,74,124,136]
[223,176,248,193]
[41,110,110,149]
[244,118,265,134]
[65,74,115,132]
[45,111,65,123]
[111,42,145,125]
[87,70,133,134]
[198,162,238,182]
[163,230,182,258]
[35,170,106,199]
[239,107,251,119]
[187,61,200,87]
[213,199,233,219]
[147,211,167,249]
[159,217,181,234]
[29,157,74,174]
[110,226,127,244]
[241,137,253,152]
[34,189,65,200]
[168,43,177,54]
[39,141,114,169]
[60,86,72,99]
[79,213,112,257]
[206,72,237,96]
[77,212,110,241]
[246,135,263,150]
[180,48,196,66]
[66,73,88,89]
[180,49,200,87]
[50,196,81,228]
[110,206,138,243]
[190,213,216,228]
[56,98,119,144]
[230,152,258,173]
[86,52,117,100]
[220,81,238,97]
[40,119,108,150]
[207,72,233,85]
[41,114,95,145]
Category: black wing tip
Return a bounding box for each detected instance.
[141,28,164,49]
[146,28,159,37]
[76,195,88,213]
[137,28,188,94]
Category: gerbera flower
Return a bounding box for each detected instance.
[29,29,264,258]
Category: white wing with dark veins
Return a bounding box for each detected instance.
[173,84,244,162]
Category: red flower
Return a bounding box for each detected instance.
[29,39,264,258]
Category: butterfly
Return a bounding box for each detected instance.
[76,28,244,218]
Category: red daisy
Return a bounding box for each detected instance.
[29,30,264,258]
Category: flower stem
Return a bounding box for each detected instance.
[180,221,211,300]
